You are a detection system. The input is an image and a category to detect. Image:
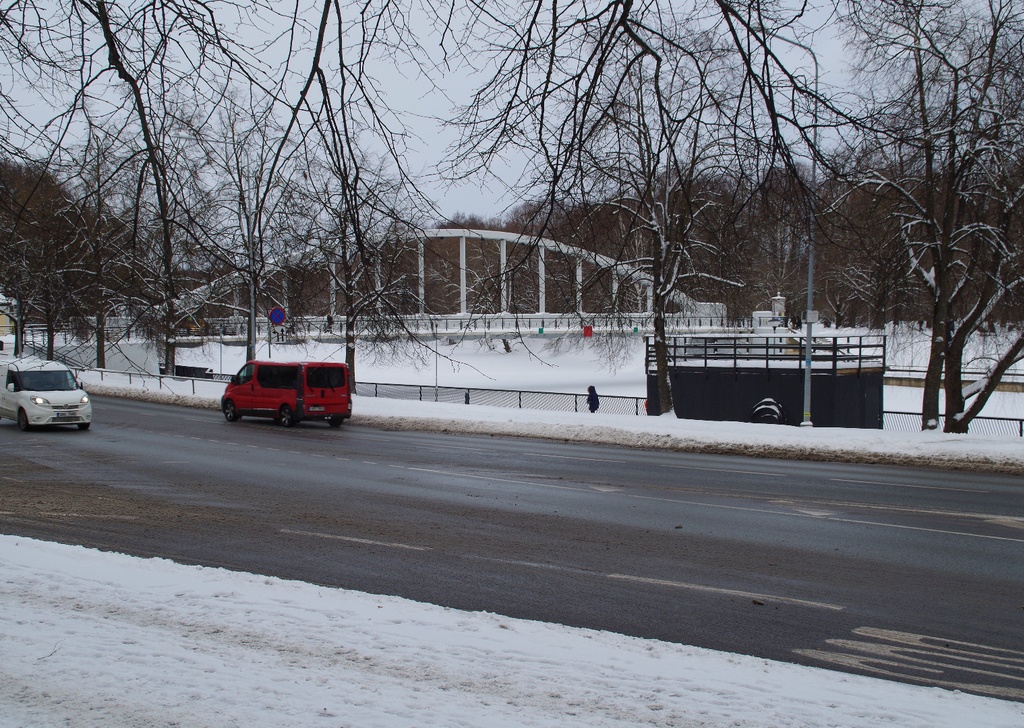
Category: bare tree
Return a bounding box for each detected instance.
[0,158,90,358]
[452,0,826,412]
[567,32,746,413]
[841,0,1024,431]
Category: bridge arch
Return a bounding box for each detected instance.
[413,228,719,318]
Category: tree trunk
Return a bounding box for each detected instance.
[651,290,672,416]
[96,310,106,369]
[345,315,357,383]
[920,289,948,430]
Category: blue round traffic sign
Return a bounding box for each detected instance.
[268,307,287,325]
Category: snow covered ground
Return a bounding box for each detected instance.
[3,333,1024,726]
[5,534,1022,728]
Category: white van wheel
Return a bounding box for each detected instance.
[279,405,295,427]
[17,409,31,432]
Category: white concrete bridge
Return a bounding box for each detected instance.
[411,228,724,318]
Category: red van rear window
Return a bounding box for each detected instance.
[306,366,346,389]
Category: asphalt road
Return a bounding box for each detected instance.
[2,395,1022,701]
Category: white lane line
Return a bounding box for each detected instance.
[36,513,138,521]
[628,492,1024,543]
[832,478,983,493]
[528,453,627,464]
[280,529,430,551]
[366,463,1020,544]
[468,555,843,611]
[824,517,1024,543]
[661,464,787,477]
[607,573,846,611]
[404,466,580,491]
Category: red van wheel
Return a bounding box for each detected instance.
[222,399,240,422]
[328,417,343,428]
[278,404,296,427]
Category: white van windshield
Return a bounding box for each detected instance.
[20,370,78,391]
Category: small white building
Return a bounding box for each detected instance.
[0,293,14,337]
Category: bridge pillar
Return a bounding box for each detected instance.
[576,261,583,313]
[500,238,508,312]
[538,246,546,314]
[418,240,425,315]
[459,235,467,315]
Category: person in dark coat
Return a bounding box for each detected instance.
[586,385,600,413]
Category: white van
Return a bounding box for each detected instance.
[0,356,93,431]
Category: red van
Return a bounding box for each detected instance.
[221,360,352,427]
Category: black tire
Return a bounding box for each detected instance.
[750,397,786,425]
[77,422,91,430]
[17,409,31,432]
[328,417,343,428]
[223,399,240,422]
[279,404,295,427]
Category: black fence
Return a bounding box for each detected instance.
[650,334,887,373]
[882,411,1024,437]
[355,381,1022,436]
[355,382,648,416]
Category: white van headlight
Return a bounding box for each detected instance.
[30,396,50,405]
[80,395,90,404]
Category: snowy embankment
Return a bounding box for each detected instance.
[6,534,1022,728]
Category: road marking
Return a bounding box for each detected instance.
[607,573,845,611]
[280,529,430,551]
[831,478,982,493]
[36,513,138,520]
[390,463,1024,542]
[661,464,787,477]
[790,507,836,517]
[986,517,1024,530]
[824,517,1024,543]
[465,555,844,611]
[404,466,579,491]
[629,492,1024,543]
[796,627,1024,700]
[2,476,23,482]
[528,453,627,464]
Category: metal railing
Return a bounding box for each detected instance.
[651,334,887,373]
[355,381,647,416]
[882,411,1024,438]
[29,314,749,343]
[355,381,1023,436]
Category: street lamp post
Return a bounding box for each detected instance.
[800,47,821,428]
